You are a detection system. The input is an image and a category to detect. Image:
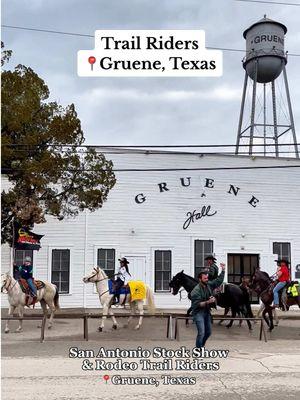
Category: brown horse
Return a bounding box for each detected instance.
[250,268,300,331]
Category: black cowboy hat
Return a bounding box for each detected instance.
[205,255,217,261]
[118,257,130,264]
[275,259,290,265]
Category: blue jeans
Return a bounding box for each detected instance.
[193,310,212,348]
[27,278,37,296]
[273,281,286,305]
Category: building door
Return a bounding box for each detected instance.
[227,253,259,304]
[122,255,147,283]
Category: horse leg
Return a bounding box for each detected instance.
[5,305,16,333]
[274,308,279,326]
[226,308,236,328]
[47,300,57,329]
[124,302,135,328]
[108,307,118,330]
[36,299,48,328]
[243,307,252,331]
[15,305,24,333]
[98,304,108,332]
[268,306,274,331]
[219,307,229,325]
[186,306,192,326]
[134,301,144,330]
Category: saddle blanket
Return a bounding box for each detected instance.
[128,281,146,302]
[108,280,130,295]
[287,281,299,297]
[18,278,45,294]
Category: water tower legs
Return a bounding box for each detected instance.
[282,64,299,158]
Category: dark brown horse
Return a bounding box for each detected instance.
[250,268,300,331]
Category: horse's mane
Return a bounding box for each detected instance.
[182,272,198,284]
[97,266,108,279]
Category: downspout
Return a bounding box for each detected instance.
[83,210,88,310]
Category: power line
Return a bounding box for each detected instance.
[2,24,300,57]
[1,142,300,148]
[235,0,300,6]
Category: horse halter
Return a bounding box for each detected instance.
[1,275,16,293]
[85,269,109,283]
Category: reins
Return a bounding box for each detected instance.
[1,275,18,294]
[179,288,188,301]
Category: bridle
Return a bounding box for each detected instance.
[1,275,17,294]
[84,268,111,298]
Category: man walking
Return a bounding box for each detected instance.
[191,263,225,348]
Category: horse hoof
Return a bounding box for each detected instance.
[134,325,140,330]
[15,329,23,333]
[48,325,52,330]
[4,329,9,334]
[112,324,117,330]
[98,327,103,332]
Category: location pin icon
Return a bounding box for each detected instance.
[103,375,110,384]
[88,56,96,71]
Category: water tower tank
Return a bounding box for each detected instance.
[243,16,287,83]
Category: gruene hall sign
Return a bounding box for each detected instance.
[134,177,259,230]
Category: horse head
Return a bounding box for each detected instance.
[249,268,271,293]
[83,266,104,283]
[1,272,12,293]
[169,270,185,295]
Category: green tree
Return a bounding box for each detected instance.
[1,44,116,244]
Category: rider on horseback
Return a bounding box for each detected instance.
[18,256,37,306]
[113,257,131,304]
[204,255,219,280]
[272,259,290,308]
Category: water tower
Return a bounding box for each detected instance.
[235,16,299,158]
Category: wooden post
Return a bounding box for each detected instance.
[83,315,88,341]
[40,315,47,343]
[175,318,179,341]
[259,318,263,341]
[261,320,268,343]
[166,315,170,338]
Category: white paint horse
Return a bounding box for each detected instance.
[83,266,155,331]
[1,272,59,333]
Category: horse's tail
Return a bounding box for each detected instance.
[146,285,156,314]
[54,286,60,310]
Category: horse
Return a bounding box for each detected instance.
[169,270,253,330]
[83,266,155,332]
[250,268,300,331]
[1,272,59,333]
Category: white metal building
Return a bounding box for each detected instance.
[2,150,300,309]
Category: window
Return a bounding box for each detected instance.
[155,250,172,292]
[194,240,213,279]
[227,253,259,303]
[51,249,70,293]
[97,249,115,278]
[13,250,33,279]
[273,242,291,263]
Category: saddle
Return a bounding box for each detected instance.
[18,278,45,294]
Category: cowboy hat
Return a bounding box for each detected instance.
[205,255,217,261]
[118,257,130,264]
[275,259,290,265]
